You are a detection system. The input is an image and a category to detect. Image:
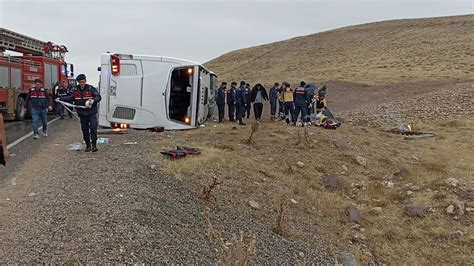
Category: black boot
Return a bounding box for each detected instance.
[91,141,98,152]
[85,143,92,152]
[239,119,246,126]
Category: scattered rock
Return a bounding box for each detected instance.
[454,200,465,216]
[351,181,365,189]
[346,205,362,224]
[382,180,394,188]
[248,200,260,209]
[446,177,459,187]
[457,190,474,201]
[296,161,304,168]
[446,205,455,215]
[339,251,357,266]
[370,207,383,215]
[342,165,349,171]
[298,251,305,258]
[411,155,419,161]
[28,192,37,197]
[324,174,343,191]
[333,139,345,149]
[351,224,362,231]
[11,178,17,186]
[406,190,414,196]
[405,203,425,217]
[290,199,298,205]
[450,230,464,239]
[465,207,474,212]
[149,164,157,170]
[410,185,420,191]
[355,156,367,166]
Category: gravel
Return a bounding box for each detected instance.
[0,121,333,263]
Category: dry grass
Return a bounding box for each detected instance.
[205,15,474,86]
[150,116,474,264]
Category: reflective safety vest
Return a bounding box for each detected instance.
[282,87,294,102]
[30,87,47,99]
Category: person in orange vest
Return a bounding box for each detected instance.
[25,79,52,139]
[281,82,294,124]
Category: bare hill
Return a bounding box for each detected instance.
[205,15,474,85]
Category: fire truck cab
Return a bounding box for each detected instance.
[0,28,74,120]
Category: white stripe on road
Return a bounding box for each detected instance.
[7,117,61,150]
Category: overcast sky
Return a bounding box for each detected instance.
[1,0,472,84]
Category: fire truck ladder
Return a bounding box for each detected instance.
[0,27,45,56]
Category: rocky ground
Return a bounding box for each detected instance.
[0,120,333,264]
[0,80,472,264]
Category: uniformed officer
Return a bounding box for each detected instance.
[59,74,101,152]
[235,82,246,125]
[227,82,237,122]
[216,82,227,123]
[25,79,52,139]
[292,81,311,126]
[54,80,69,119]
[243,82,251,119]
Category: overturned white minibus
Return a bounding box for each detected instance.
[98,53,216,130]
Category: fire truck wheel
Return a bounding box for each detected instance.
[15,97,27,121]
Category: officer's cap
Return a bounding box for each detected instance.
[76,74,87,81]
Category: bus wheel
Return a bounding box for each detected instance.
[15,97,27,121]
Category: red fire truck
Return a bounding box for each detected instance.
[0,28,74,120]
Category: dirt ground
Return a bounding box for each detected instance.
[0,80,472,264]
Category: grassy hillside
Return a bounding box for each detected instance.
[205,15,474,85]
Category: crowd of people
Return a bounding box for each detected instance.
[216,80,328,126]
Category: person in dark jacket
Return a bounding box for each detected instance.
[58,74,101,152]
[226,82,237,122]
[54,80,69,119]
[268,82,279,121]
[216,82,227,123]
[25,79,52,139]
[249,83,268,121]
[292,81,311,126]
[243,82,252,119]
[235,81,246,125]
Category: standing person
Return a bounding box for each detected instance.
[54,80,69,119]
[249,83,268,121]
[243,82,252,119]
[58,74,101,152]
[216,82,227,123]
[281,82,294,125]
[65,83,75,119]
[278,83,285,120]
[226,82,237,122]
[235,82,246,126]
[292,81,311,126]
[269,82,279,121]
[25,79,52,139]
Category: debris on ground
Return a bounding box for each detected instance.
[161,146,201,160]
[97,137,110,144]
[66,143,84,151]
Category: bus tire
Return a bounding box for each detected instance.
[15,97,27,121]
